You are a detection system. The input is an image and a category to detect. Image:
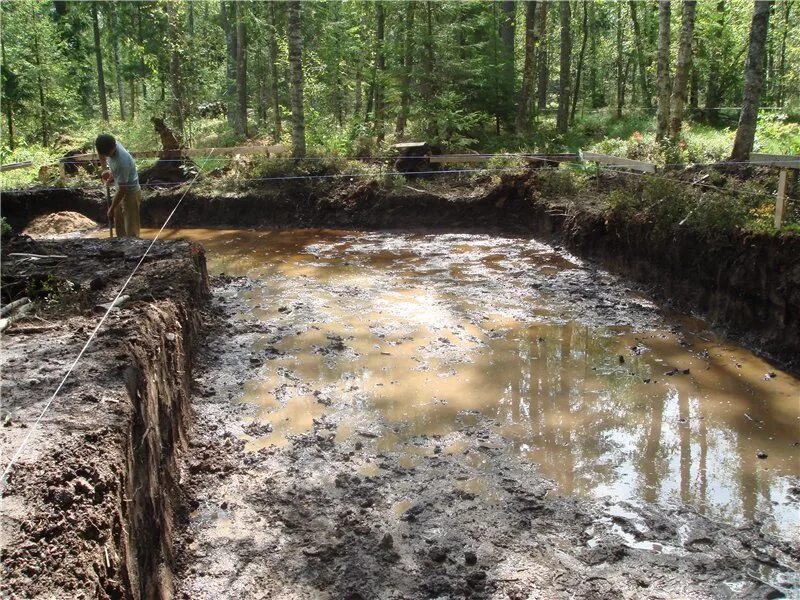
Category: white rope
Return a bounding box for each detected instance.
[0,148,217,486]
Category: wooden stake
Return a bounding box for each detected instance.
[775,169,788,229]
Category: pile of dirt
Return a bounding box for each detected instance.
[22,211,98,236]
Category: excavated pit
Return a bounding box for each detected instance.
[1,171,799,598]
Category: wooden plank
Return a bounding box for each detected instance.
[429,154,491,164]
[581,152,656,173]
[750,153,800,169]
[394,142,427,148]
[775,169,788,229]
[0,161,33,172]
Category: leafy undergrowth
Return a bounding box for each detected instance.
[533,165,800,237]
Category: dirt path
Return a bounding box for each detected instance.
[173,229,799,599]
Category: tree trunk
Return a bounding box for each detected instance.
[167,1,184,137]
[422,1,435,101]
[690,67,699,109]
[396,1,415,136]
[515,0,538,134]
[731,0,774,161]
[655,0,671,141]
[1,34,14,150]
[776,0,791,106]
[628,1,650,107]
[221,1,237,129]
[569,0,588,124]
[704,0,725,123]
[556,0,571,134]
[499,0,516,127]
[588,2,600,107]
[669,0,698,140]
[110,2,126,120]
[32,21,47,146]
[616,0,624,118]
[536,0,548,110]
[268,1,282,140]
[137,3,147,100]
[287,0,305,158]
[235,2,247,137]
[374,1,386,144]
[92,2,109,121]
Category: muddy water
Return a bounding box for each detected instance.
[149,227,799,538]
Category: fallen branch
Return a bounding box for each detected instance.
[0,297,30,318]
[0,302,35,333]
[7,253,68,260]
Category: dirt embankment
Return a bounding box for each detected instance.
[3,171,797,371]
[0,237,208,598]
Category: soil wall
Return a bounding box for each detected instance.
[0,239,208,599]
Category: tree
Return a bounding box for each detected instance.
[373,1,386,143]
[515,0,538,134]
[536,0,549,111]
[235,2,247,137]
[628,1,650,108]
[569,0,589,124]
[396,1,415,136]
[92,2,109,122]
[655,0,671,141]
[669,0,698,140]
[731,0,774,161]
[110,2,126,120]
[268,1,282,141]
[556,0,571,134]
[615,0,625,118]
[287,0,305,158]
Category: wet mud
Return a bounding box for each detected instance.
[171,228,799,599]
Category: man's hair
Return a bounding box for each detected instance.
[95,134,116,156]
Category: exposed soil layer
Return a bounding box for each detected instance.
[0,237,208,598]
[5,170,794,371]
[176,255,798,600]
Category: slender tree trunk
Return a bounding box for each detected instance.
[221,1,237,129]
[32,23,47,146]
[235,2,247,137]
[690,67,699,109]
[268,2,282,140]
[669,0,698,140]
[704,0,725,122]
[616,0,624,118]
[569,0,588,124]
[167,1,184,137]
[499,0,516,126]
[588,2,599,107]
[536,0,548,110]
[556,0,571,134]
[655,0,671,141]
[110,2,126,120]
[1,35,14,150]
[92,2,109,121]
[628,1,650,107]
[374,1,386,143]
[396,2,415,136]
[516,0,538,134]
[129,78,135,120]
[422,1,435,102]
[731,0,774,161]
[776,0,791,106]
[287,0,305,158]
[137,3,147,100]
[354,62,363,119]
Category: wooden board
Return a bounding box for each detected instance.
[581,152,656,173]
[0,161,33,172]
[750,153,800,169]
[429,154,492,164]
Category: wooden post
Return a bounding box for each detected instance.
[775,169,788,229]
[58,160,66,185]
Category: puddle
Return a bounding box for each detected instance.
[145,228,800,538]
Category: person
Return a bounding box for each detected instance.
[95,134,141,238]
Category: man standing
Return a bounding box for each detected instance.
[95,134,141,238]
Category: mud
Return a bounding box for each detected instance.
[0,237,208,598]
[172,228,799,599]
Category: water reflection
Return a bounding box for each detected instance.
[144,228,800,537]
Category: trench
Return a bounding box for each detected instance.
[159,226,799,570]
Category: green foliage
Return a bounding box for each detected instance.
[1,217,11,238]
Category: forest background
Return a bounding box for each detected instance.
[1,0,798,187]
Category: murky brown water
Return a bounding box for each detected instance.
[147,228,800,537]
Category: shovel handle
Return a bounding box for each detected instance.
[104,184,114,238]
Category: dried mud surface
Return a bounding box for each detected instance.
[176,253,798,600]
[0,237,208,599]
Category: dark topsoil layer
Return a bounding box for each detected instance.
[0,236,208,599]
[4,170,798,373]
